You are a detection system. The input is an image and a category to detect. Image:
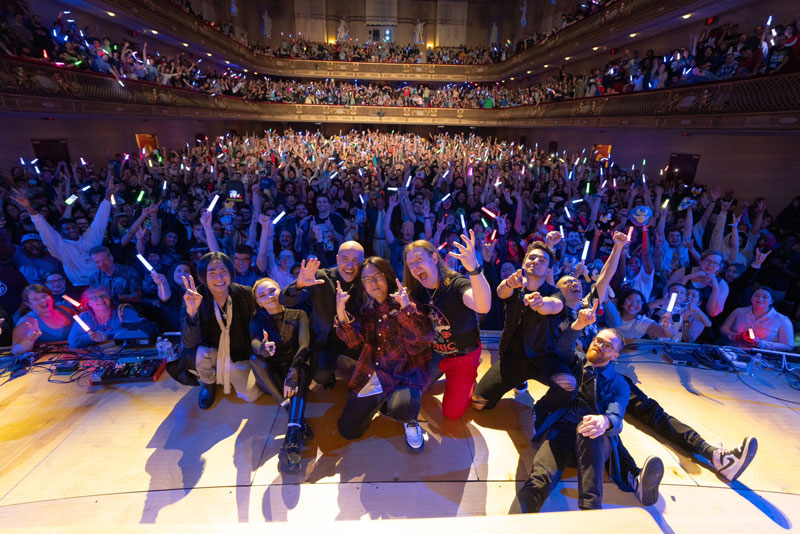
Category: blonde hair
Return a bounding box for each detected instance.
[402,240,458,295]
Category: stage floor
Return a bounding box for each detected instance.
[0,345,799,533]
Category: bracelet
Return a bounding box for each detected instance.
[467,264,483,276]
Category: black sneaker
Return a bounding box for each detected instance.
[633,456,664,506]
[712,436,758,482]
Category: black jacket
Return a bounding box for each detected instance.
[279,266,358,347]
[180,282,255,362]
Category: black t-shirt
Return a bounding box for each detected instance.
[411,274,479,356]
[509,282,565,358]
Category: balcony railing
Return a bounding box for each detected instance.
[79,0,742,82]
[1,57,799,131]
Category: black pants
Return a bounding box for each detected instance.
[251,356,311,430]
[474,353,574,424]
[515,420,611,512]
[338,386,421,440]
[617,374,714,478]
[312,336,360,386]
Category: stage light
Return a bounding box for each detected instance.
[107,11,116,17]
[682,14,691,19]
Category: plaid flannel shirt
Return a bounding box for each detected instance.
[335,300,433,394]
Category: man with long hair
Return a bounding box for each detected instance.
[403,230,491,419]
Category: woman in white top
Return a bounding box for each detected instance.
[720,287,794,351]
[615,288,674,342]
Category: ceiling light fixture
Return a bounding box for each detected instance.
[107,11,115,17]
[629,33,638,38]
[182,42,189,47]
[682,14,691,19]
[592,46,599,51]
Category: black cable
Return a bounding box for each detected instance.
[736,373,800,405]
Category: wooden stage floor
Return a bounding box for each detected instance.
[0,344,799,533]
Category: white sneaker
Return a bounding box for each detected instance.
[404,421,424,452]
[712,436,758,482]
[634,456,664,506]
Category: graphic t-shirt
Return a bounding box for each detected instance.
[411,274,479,356]
[508,282,565,358]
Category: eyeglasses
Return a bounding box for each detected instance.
[590,337,617,353]
[362,273,386,285]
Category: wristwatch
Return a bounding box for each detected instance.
[467,264,483,276]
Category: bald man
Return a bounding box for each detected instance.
[280,241,365,387]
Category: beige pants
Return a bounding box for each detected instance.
[194,345,261,402]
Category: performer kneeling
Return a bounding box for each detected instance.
[175,252,260,409]
[250,277,312,472]
[335,257,433,452]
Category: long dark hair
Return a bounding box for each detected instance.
[360,256,399,314]
[616,287,650,319]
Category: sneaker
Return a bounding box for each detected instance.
[404,421,424,452]
[633,456,664,506]
[712,436,758,482]
[514,382,528,394]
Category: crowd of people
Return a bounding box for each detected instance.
[1,129,796,508]
[2,5,798,110]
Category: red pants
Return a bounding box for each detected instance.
[437,345,481,419]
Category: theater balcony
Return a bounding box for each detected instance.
[1,56,799,132]
[72,0,750,83]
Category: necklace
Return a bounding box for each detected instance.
[424,284,439,306]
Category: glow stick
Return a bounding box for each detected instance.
[481,207,498,219]
[111,194,116,206]
[74,315,91,333]
[136,190,145,203]
[544,214,551,225]
[559,225,565,238]
[490,229,497,241]
[642,174,646,185]
[34,166,40,174]
[124,153,129,161]
[441,193,451,202]
[564,206,571,219]
[572,199,584,204]
[405,175,412,189]
[19,157,25,165]
[586,183,590,194]
[137,253,154,272]
[627,227,634,242]
[443,170,450,179]
[148,159,153,168]
[81,185,91,192]
[207,194,219,212]
[666,292,678,313]
[163,180,168,191]
[460,213,466,231]
[437,242,447,251]
[662,199,670,208]
[481,218,488,228]
[642,159,646,166]
[272,211,286,225]
[601,180,607,188]
[210,165,214,173]
[581,241,590,261]
[216,153,224,159]
[117,79,124,87]
[329,171,339,179]
[387,187,398,192]
[748,328,756,340]
[632,164,635,171]
[359,194,365,206]
[766,15,773,26]
[31,158,38,164]
[613,178,617,188]
[63,295,81,308]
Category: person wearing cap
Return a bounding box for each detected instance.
[10,184,118,287]
[13,233,61,285]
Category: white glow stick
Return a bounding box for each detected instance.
[460,213,467,231]
[441,193,451,202]
[111,194,116,206]
[564,206,571,219]
[387,187,398,192]
[601,180,607,188]
[74,315,91,333]
[572,198,583,204]
[359,194,366,206]
[666,292,678,313]
[163,180,168,191]
[559,225,565,238]
[63,295,81,308]
[272,210,286,225]
[627,227,634,242]
[81,185,91,192]
[581,241,590,262]
[207,194,219,212]
[329,171,339,179]
[405,175,412,189]
[748,328,756,340]
[662,199,670,208]
[137,253,154,272]
[80,157,87,166]
[481,207,498,219]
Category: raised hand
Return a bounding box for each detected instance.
[573,299,599,330]
[449,229,480,272]
[262,329,276,357]
[611,231,628,248]
[182,275,203,318]
[10,189,34,214]
[481,237,496,263]
[390,279,411,309]
[200,210,212,228]
[573,261,589,278]
[89,331,106,343]
[150,271,168,287]
[296,258,324,289]
[752,248,771,267]
[546,230,562,248]
[26,319,43,343]
[335,280,351,322]
[505,268,528,290]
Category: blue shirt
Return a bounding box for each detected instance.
[68,306,141,347]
